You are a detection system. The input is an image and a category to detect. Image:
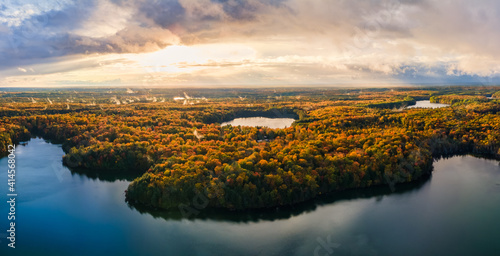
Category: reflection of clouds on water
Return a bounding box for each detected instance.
[336,234,379,256]
[314,235,341,256]
[3,138,71,202]
[221,117,295,129]
[312,234,379,256]
[187,199,378,255]
[51,160,70,182]
[406,100,449,109]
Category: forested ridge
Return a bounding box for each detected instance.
[1,87,499,210]
[430,95,489,105]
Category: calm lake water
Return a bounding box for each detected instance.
[406,100,450,109]
[221,117,295,129]
[1,138,500,256]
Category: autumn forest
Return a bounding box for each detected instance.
[1,87,499,211]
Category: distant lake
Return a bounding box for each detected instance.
[1,138,500,255]
[406,100,450,109]
[221,117,295,129]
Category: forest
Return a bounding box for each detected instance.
[1,86,499,210]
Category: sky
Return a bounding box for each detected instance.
[1,0,500,87]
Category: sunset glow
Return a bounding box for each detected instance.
[2,0,500,87]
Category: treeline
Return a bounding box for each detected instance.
[198,107,302,124]
[430,95,488,105]
[126,100,500,210]
[1,89,500,211]
[0,118,30,156]
[364,96,416,109]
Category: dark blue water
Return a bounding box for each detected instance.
[1,138,499,255]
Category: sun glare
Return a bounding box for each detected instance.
[128,44,257,74]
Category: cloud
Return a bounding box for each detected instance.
[17,67,27,72]
[2,0,500,86]
[0,0,180,64]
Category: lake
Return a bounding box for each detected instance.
[1,138,500,256]
[406,100,450,109]
[221,117,295,129]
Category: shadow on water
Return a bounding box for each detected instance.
[68,167,141,182]
[126,173,432,223]
[30,137,143,182]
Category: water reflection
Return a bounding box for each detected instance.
[68,167,141,182]
[221,117,295,129]
[406,100,450,109]
[127,174,432,223]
